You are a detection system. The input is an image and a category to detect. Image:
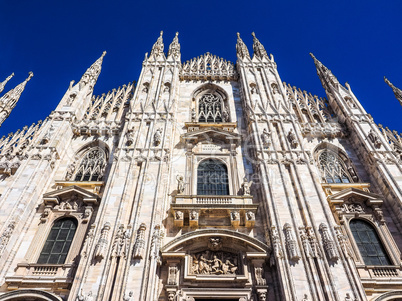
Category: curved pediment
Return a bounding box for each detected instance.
[161,229,270,253]
[180,52,238,81]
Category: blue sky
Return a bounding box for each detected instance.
[0,0,401,135]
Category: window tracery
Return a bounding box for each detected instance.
[73,147,107,182]
[318,150,353,183]
[198,93,224,123]
[349,219,391,266]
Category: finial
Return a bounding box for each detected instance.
[251,32,267,59]
[309,52,316,59]
[102,51,107,57]
[237,32,240,38]
[251,32,256,38]
[27,72,34,81]
[175,32,179,37]
[0,73,15,94]
[384,76,402,106]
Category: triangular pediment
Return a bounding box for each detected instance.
[182,127,241,145]
[328,187,383,206]
[43,185,99,205]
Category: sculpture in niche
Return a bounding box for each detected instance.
[261,128,271,149]
[190,250,239,275]
[176,175,185,194]
[81,224,95,258]
[123,291,134,301]
[284,223,300,261]
[167,291,176,301]
[367,129,382,148]
[254,266,266,285]
[167,266,178,285]
[0,221,15,255]
[319,223,338,261]
[93,222,111,261]
[287,129,298,148]
[111,224,130,258]
[271,82,280,94]
[154,128,162,146]
[271,226,284,259]
[65,163,76,181]
[133,223,147,259]
[242,177,253,195]
[222,105,229,122]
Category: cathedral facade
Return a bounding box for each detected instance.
[0,32,401,301]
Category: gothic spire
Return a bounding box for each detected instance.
[0,73,14,94]
[167,32,180,59]
[251,32,268,59]
[79,51,106,88]
[236,33,250,60]
[309,52,339,87]
[150,31,164,58]
[0,72,33,126]
[384,77,402,106]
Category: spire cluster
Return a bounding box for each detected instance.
[236,32,270,60]
[148,31,181,60]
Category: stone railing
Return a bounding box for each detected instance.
[171,195,258,229]
[370,266,400,278]
[5,263,75,290]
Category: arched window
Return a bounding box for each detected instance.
[37,218,77,264]
[198,93,223,123]
[350,219,391,266]
[74,147,107,181]
[197,159,229,195]
[318,150,352,183]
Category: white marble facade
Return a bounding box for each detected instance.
[0,32,401,301]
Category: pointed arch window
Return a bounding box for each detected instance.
[197,159,229,195]
[350,219,391,266]
[37,218,77,264]
[198,93,223,123]
[318,150,352,183]
[74,147,107,181]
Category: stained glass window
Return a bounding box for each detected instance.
[197,159,229,195]
[37,218,77,264]
[350,219,391,266]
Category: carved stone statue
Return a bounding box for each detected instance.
[208,237,222,250]
[231,211,240,220]
[368,129,382,148]
[190,210,198,220]
[190,251,238,275]
[0,221,15,255]
[133,223,146,260]
[261,128,271,149]
[302,294,309,301]
[175,211,183,220]
[287,129,298,148]
[176,175,185,194]
[246,211,255,221]
[242,177,253,195]
[222,105,229,122]
[257,291,267,301]
[154,128,162,146]
[65,163,76,181]
[123,291,134,301]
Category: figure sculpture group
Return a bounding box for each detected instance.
[191,251,238,275]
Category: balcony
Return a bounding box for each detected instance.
[171,195,258,228]
[5,263,75,290]
[356,265,402,291]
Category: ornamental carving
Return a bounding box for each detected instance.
[284,223,300,261]
[93,222,111,261]
[261,128,271,149]
[0,221,15,256]
[180,52,238,81]
[319,223,338,261]
[133,223,147,260]
[190,250,239,275]
[342,203,364,213]
[111,224,130,259]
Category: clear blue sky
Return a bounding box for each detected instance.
[0,0,401,135]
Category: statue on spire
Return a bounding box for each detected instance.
[236,33,250,60]
[150,31,164,58]
[79,51,107,89]
[385,77,402,106]
[309,53,339,87]
[251,32,268,59]
[0,73,14,94]
[167,32,180,59]
[0,72,33,127]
